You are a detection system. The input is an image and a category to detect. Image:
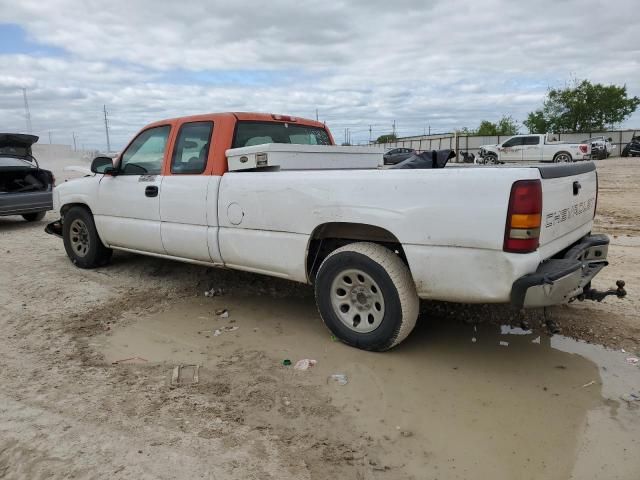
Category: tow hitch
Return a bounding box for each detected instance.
[45,219,63,238]
[578,280,627,302]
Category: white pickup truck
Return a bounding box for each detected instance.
[47,112,621,351]
[479,134,590,164]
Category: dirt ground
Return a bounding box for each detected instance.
[1,156,639,479]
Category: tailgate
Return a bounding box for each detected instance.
[538,162,597,247]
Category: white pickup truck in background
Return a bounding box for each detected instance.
[479,134,590,163]
[47,112,622,351]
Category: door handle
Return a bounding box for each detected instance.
[145,185,159,197]
[573,181,581,195]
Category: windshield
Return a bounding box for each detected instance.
[232,121,331,148]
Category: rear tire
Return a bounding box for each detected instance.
[22,211,46,222]
[314,242,419,351]
[63,206,112,268]
[553,151,572,163]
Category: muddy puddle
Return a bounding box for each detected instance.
[94,294,640,479]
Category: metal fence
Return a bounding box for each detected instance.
[376,129,639,161]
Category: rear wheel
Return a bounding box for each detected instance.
[314,242,419,351]
[63,206,112,268]
[553,151,572,163]
[22,211,46,222]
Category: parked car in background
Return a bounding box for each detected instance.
[621,132,640,157]
[0,133,54,222]
[582,136,614,160]
[383,147,415,164]
[479,134,590,163]
[47,112,616,351]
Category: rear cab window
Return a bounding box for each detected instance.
[232,121,332,148]
[171,121,213,174]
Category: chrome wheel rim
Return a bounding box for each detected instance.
[330,269,385,333]
[555,153,571,163]
[69,219,90,257]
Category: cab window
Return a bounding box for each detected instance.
[119,125,170,175]
[502,137,524,148]
[233,121,331,148]
[523,136,540,145]
[171,122,213,174]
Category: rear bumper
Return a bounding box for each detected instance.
[511,234,609,308]
[0,191,53,216]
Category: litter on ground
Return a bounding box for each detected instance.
[328,374,348,385]
[293,359,317,370]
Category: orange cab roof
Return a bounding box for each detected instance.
[146,112,325,129]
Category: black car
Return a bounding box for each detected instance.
[383,147,415,165]
[621,133,640,157]
[0,134,54,222]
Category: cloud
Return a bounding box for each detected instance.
[0,0,639,148]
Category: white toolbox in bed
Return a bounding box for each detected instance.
[226,144,385,171]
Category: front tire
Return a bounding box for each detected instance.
[314,242,419,351]
[22,211,46,222]
[484,153,498,164]
[63,206,112,268]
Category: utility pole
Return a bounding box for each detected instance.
[315,108,319,121]
[369,125,372,144]
[48,131,52,144]
[103,104,111,153]
[72,132,77,151]
[22,88,32,134]
[428,125,431,135]
[392,120,396,138]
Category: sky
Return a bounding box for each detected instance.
[0,0,639,150]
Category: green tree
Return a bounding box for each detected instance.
[376,134,397,143]
[523,110,549,133]
[475,116,519,136]
[496,115,519,136]
[526,80,640,133]
[476,120,498,136]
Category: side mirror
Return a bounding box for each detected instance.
[607,137,613,142]
[91,156,115,174]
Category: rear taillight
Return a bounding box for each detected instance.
[579,144,588,154]
[504,180,542,253]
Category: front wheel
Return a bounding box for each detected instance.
[553,152,573,163]
[314,242,419,351]
[22,211,46,222]
[484,154,499,164]
[62,206,112,268]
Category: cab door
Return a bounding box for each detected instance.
[499,136,524,162]
[522,135,542,161]
[159,121,222,264]
[94,125,171,253]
